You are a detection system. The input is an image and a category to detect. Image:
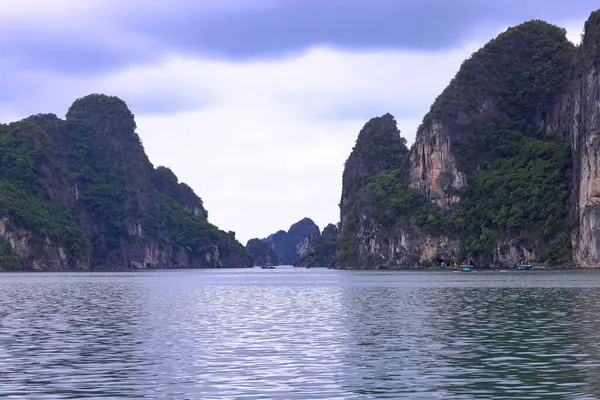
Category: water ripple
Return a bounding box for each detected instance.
[0,268,600,399]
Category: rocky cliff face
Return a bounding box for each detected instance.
[294,223,339,268]
[340,114,409,231]
[337,114,460,267]
[263,218,320,265]
[544,10,600,267]
[246,238,280,266]
[288,217,321,258]
[408,122,467,210]
[349,223,458,268]
[338,165,461,268]
[0,94,252,270]
[338,18,580,268]
[409,20,573,205]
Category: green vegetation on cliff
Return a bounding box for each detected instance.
[264,218,320,265]
[246,238,279,266]
[421,20,574,173]
[145,165,250,264]
[0,94,251,269]
[338,19,576,267]
[337,168,450,267]
[362,170,449,235]
[0,119,89,266]
[338,114,411,266]
[340,114,409,218]
[0,238,22,270]
[295,223,339,268]
[574,10,600,77]
[458,138,572,263]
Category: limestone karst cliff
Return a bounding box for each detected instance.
[340,114,409,229]
[337,118,461,268]
[246,238,280,266]
[261,217,320,265]
[294,223,339,268]
[544,10,600,267]
[337,14,600,268]
[0,94,252,270]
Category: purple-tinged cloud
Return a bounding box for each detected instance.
[1,0,596,76]
[0,0,595,119]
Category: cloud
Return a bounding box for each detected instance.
[0,0,596,79]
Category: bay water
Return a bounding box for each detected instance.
[1,267,600,399]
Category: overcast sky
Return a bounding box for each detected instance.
[0,1,595,244]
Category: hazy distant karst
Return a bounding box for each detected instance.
[338,11,600,268]
[294,223,339,268]
[246,238,279,266]
[256,217,321,265]
[0,94,252,270]
[252,218,340,267]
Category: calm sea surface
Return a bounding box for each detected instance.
[1,267,600,399]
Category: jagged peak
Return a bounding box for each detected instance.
[344,112,409,172]
[289,217,320,237]
[570,9,600,78]
[323,223,337,230]
[582,9,600,48]
[501,19,567,39]
[68,93,129,112]
[415,16,573,160]
[153,165,207,218]
[321,223,339,238]
[290,217,317,227]
[66,93,136,130]
[355,113,404,146]
[155,165,179,183]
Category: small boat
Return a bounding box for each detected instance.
[261,264,276,269]
[453,265,474,272]
[453,262,474,272]
[515,264,532,270]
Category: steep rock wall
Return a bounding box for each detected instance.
[338,19,576,268]
[263,217,320,264]
[0,94,251,270]
[545,10,600,266]
[294,223,339,268]
[349,213,459,268]
[408,121,467,209]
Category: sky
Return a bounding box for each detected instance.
[0,1,595,245]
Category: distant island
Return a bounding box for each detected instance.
[0,94,251,270]
[246,218,337,268]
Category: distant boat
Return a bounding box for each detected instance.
[453,265,474,272]
[261,264,276,269]
[516,264,532,270]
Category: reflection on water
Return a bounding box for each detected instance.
[0,269,600,399]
